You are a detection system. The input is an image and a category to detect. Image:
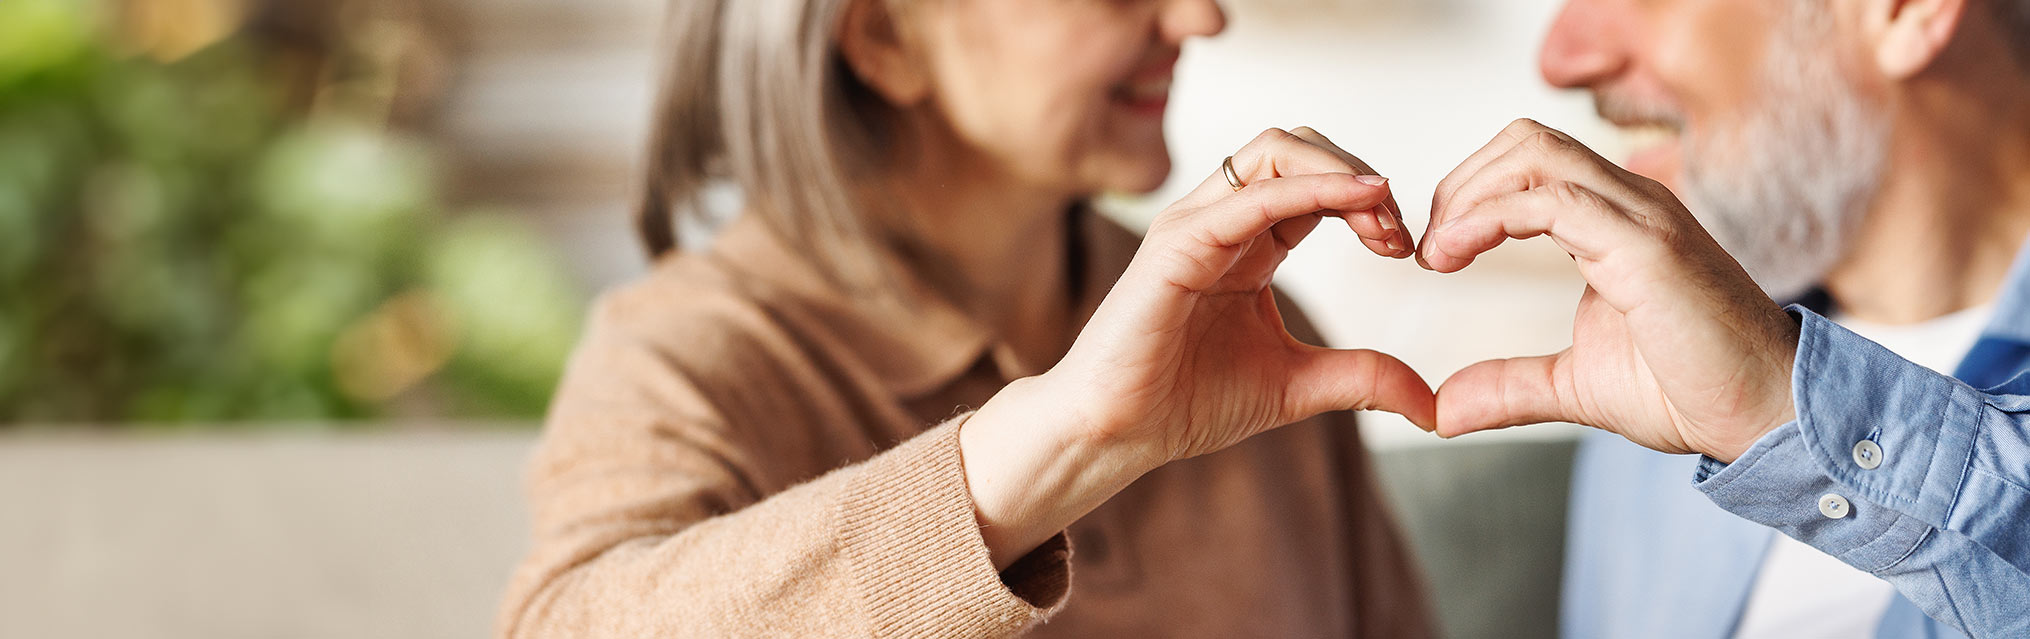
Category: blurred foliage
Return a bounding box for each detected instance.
[0,0,583,426]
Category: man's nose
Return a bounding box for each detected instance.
[1539,0,1623,89]
[1161,0,1227,42]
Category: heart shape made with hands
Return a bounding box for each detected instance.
[1079,120,1797,474]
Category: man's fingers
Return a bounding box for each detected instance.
[1433,353,1572,437]
[1429,119,1556,231]
[1434,130,1623,237]
[1418,181,1639,274]
[1289,345,1437,431]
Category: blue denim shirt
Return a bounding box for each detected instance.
[1564,243,2030,639]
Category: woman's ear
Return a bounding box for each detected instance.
[838,0,931,106]
[1862,0,1969,78]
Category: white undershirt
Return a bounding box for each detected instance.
[1731,302,1994,638]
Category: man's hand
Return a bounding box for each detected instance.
[1418,119,1802,462]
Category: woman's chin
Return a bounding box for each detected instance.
[1102,156,1173,195]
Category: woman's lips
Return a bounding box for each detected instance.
[1112,75,1173,117]
[1112,54,1179,118]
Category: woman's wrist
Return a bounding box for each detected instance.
[958,374,1160,570]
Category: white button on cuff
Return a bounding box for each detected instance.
[1853,440,1884,470]
[1819,494,1852,519]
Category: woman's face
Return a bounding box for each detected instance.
[904,0,1226,196]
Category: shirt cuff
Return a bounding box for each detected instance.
[1692,306,1979,572]
[837,414,1073,638]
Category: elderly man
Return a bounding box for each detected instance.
[1411,0,2030,637]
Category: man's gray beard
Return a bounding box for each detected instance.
[1678,11,1891,303]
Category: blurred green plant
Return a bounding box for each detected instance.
[0,0,583,425]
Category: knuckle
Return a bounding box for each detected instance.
[1236,128,1299,172]
[1505,117,1544,134]
[1525,130,1570,154]
[1545,181,1600,208]
[1633,174,1675,200]
[1649,223,1686,250]
[1253,127,1293,145]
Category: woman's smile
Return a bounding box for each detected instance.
[1110,54,1179,119]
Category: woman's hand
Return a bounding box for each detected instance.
[961,128,1434,569]
[1048,127,1433,463]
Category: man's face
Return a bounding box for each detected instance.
[1540,0,1892,301]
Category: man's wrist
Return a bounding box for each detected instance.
[1710,306,1804,463]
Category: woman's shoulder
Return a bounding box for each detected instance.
[574,248,801,381]
[548,249,830,423]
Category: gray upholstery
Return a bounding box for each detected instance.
[0,432,1576,638]
[1377,439,1577,639]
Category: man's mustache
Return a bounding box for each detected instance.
[1592,92,1686,130]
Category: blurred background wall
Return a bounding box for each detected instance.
[0,0,1627,636]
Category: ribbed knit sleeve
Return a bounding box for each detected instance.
[498,417,1071,639]
[840,420,1073,637]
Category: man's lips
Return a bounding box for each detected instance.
[1593,89,1686,165]
[1612,121,1686,188]
[1615,122,1682,153]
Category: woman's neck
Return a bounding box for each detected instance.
[874,148,1081,375]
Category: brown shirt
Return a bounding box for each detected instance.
[497,210,1435,638]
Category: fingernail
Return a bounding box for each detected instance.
[1355,174,1388,186]
[1377,211,1399,231]
[1386,236,1405,252]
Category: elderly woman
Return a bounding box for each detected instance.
[498,0,1436,636]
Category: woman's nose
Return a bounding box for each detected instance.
[1539,0,1625,89]
[1160,0,1227,43]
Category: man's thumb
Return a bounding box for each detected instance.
[1434,352,1574,437]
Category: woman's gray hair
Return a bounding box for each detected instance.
[637,0,894,272]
